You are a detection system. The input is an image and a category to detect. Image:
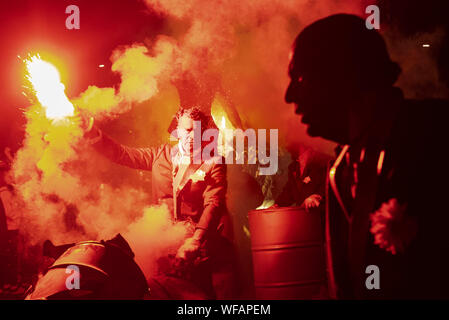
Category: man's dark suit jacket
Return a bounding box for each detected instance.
[326,98,448,299]
[91,131,232,240]
[275,149,328,207]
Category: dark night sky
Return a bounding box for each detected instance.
[378,0,449,87]
[1,0,448,151]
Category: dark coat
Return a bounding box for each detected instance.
[275,149,328,207]
[326,99,448,299]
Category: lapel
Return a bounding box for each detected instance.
[329,145,384,298]
[175,157,219,195]
[171,146,188,194]
[171,145,216,196]
[329,145,352,223]
[175,161,202,195]
[348,147,382,298]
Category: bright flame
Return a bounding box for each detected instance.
[25,55,74,120]
[256,199,275,210]
[211,95,235,131]
[211,96,237,158]
[220,116,226,130]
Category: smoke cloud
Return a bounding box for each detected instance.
[73,0,372,154]
[9,104,191,278]
[123,204,193,279]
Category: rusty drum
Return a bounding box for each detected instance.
[248,206,327,299]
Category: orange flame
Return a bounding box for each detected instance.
[25,55,74,120]
[211,95,235,131]
[220,116,226,130]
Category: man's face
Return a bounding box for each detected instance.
[285,50,351,144]
[177,114,200,155]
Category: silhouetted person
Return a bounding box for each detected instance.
[0,150,13,286]
[275,145,328,211]
[0,159,7,236]
[285,14,448,299]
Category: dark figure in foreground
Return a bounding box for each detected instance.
[27,234,148,299]
[285,14,448,299]
[0,154,10,286]
[0,156,8,236]
[0,149,21,290]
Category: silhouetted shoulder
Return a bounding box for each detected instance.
[400,99,448,143]
[390,99,448,196]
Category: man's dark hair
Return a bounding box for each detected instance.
[175,107,216,130]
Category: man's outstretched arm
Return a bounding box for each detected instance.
[86,126,158,171]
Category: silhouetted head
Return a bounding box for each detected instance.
[285,14,401,144]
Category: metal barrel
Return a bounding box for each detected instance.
[248,206,327,299]
[26,237,148,299]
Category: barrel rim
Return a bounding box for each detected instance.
[251,241,323,251]
[48,263,110,277]
[255,279,325,288]
[248,206,314,215]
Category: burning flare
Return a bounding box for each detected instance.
[25,55,74,120]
